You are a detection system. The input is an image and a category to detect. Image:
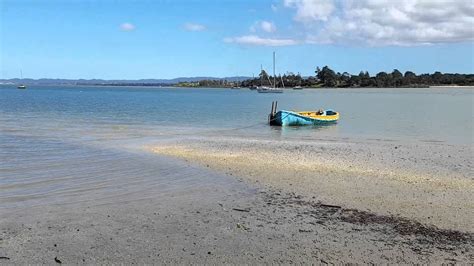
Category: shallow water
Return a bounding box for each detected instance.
[0,133,250,212]
[1,85,472,143]
[1,85,472,209]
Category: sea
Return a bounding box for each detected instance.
[1,85,472,210]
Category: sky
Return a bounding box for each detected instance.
[1,0,473,79]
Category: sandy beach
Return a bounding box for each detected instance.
[1,135,472,263]
[149,136,473,232]
[1,157,472,264]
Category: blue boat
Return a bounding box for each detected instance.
[268,101,339,126]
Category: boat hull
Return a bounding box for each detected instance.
[257,88,283,93]
[271,110,338,126]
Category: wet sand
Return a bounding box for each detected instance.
[149,136,473,233]
[1,136,473,263]
[1,172,472,264]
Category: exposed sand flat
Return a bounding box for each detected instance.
[149,136,474,232]
[1,178,472,264]
[1,136,473,263]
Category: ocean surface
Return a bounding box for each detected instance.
[1,85,472,210]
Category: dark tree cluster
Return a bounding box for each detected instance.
[241,66,474,88]
[93,82,171,86]
[176,79,242,87]
[197,79,240,87]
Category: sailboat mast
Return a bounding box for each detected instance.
[20,70,23,79]
[273,51,276,88]
[260,64,263,86]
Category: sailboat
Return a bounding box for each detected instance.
[249,71,258,90]
[257,52,283,93]
[17,70,26,89]
[253,64,268,90]
[293,72,303,90]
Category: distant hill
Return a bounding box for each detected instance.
[0,76,251,85]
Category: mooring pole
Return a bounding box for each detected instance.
[269,101,276,125]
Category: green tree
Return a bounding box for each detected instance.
[376,72,390,87]
[392,69,403,86]
[316,66,338,87]
[359,71,371,87]
[340,72,351,87]
[259,70,271,86]
[432,71,443,84]
[403,71,417,86]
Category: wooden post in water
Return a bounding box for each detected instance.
[269,101,274,125]
[269,101,278,125]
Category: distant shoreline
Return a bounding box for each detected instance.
[2,83,474,89]
[1,67,473,89]
[428,85,474,88]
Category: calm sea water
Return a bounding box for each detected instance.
[1,85,472,210]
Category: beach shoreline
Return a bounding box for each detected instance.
[1,169,472,263]
[1,136,473,263]
[148,136,473,233]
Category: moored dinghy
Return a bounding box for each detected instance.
[268,101,339,126]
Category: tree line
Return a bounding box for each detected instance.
[176,79,242,87]
[240,66,474,88]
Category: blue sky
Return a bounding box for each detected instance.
[1,0,473,79]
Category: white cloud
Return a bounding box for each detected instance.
[120,23,135,31]
[284,0,335,22]
[261,21,277,33]
[183,23,206,32]
[250,20,277,33]
[284,0,474,46]
[224,35,298,46]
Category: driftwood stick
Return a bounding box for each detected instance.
[320,204,342,209]
[232,208,250,212]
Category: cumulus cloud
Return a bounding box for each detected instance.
[261,21,277,33]
[230,21,283,46]
[284,0,335,22]
[250,20,277,33]
[120,23,135,31]
[284,0,474,46]
[183,23,206,32]
[224,35,298,46]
